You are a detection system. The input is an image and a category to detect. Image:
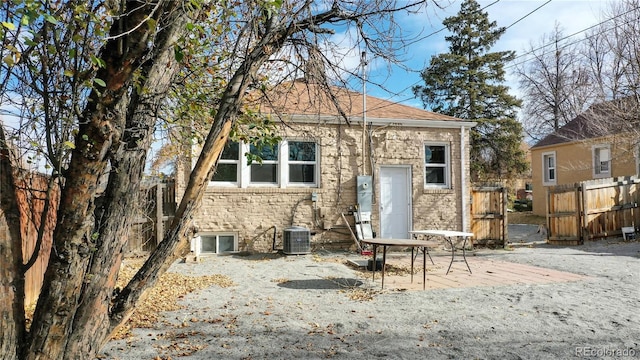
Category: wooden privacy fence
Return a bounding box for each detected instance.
[547,176,640,245]
[126,180,176,252]
[0,171,59,306]
[470,184,507,247]
[0,174,175,304]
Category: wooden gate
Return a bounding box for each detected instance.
[127,180,176,252]
[547,176,640,245]
[547,184,582,245]
[470,185,507,247]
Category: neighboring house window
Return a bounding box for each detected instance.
[424,143,449,188]
[200,233,237,254]
[542,151,556,185]
[636,143,640,175]
[211,141,240,184]
[288,141,317,186]
[592,144,611,178]
[209,140,319,188]
[250,143,279,184]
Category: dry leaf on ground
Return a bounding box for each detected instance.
[111,258,234,339]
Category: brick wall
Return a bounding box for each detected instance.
[184,122,470,252]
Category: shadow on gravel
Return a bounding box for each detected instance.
[277,278,363,290]
[227,252,286,261]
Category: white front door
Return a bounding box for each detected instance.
[379,166,412,239]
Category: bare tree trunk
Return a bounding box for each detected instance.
[108,101,236,334]
[108,17,290,333]
[0,125,26,360]
[25,2,171,359]
[62,5,196,357]
[107,3,356,332]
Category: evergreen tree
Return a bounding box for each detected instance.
[413,0,527,181]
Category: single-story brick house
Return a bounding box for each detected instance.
[530,100,640,216]
[179,79,476,254]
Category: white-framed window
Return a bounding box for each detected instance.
[199,233,237,254]
[542,151,556,185]
[592,144,611,178]
[211,141,240,185]
[287,140,318,186]
[210,140,319,188]
[250,143,279,185]
[424,143,450,188]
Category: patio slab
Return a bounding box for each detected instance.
[351,252,588,291]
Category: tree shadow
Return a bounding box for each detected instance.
[227,251,286,261]
[277,278,363,290]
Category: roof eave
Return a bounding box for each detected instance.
[281,114,477,128]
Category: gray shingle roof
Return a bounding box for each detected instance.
[532,98,639,148]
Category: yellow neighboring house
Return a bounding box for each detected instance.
[530,101,640,216]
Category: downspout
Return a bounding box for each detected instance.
[460,126,468,232]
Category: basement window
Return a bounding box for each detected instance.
[199,233,237,254]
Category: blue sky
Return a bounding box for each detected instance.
[358,0,609,109]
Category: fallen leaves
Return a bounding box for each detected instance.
[152,330,207,357]
[111,257,235,340]
[343,288,379,301]
[271,277,290,284]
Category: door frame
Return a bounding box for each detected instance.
[378,165,413,238]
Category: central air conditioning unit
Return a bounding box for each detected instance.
[283,226,311,255]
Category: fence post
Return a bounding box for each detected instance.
[502,186,508,248]
[545,186,550,242]
[156,184,163,246]
[579,184,587,243]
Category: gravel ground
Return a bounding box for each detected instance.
[100,228,640,360]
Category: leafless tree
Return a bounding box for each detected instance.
[515,23,595,143]
[517,0,640,156]
[580,0,640,146]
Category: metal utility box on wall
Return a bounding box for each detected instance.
[283,226,311,254]
[357,175,373,212]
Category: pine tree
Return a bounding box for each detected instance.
[413,0,527,181]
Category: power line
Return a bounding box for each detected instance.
[367,1,640,112]
[505,5,640,70]
[503,0,552,31]
[366,0,551,111]
[404,0,501,47]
